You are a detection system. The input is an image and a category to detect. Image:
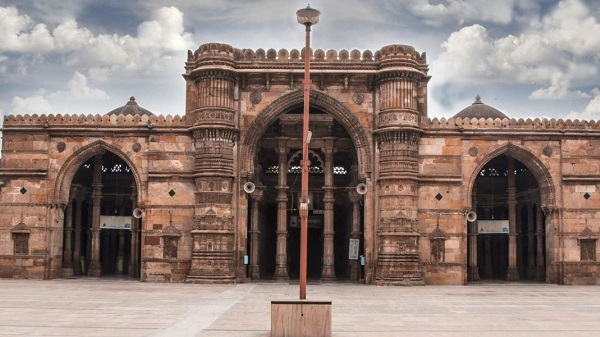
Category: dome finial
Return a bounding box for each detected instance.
[473,95,482,105]
[127,96,138,106]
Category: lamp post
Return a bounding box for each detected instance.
[296,4,320,300]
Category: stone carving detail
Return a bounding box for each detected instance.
[250,91,262,105]
[57,142,66,153]
[543,145,553,157]
[468,146,478,157]
[132,143,141,153]
[352,92,364,105]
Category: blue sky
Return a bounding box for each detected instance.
[1,0,599,121]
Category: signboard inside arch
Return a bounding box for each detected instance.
[100,216,132,230]
[478,220,509,234]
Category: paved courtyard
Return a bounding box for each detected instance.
[0,278,599,337]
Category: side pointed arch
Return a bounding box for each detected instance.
[53,140,143,205]
[241,90,373,179]
[466,143,556,209]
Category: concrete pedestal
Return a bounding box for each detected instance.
[271,299,332,337]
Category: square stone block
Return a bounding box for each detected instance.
[271,299,332,337]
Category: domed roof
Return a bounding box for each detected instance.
[106,96,154,116]
[453,95,508,120]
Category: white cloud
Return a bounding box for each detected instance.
[434,0,600,100]
[10,95,53,115]
[409,0,518,26]
[528,78,590,100]
[0,5,193,80]
[567,89,600,120]
[49,72,109,100]
[0,6,54,53]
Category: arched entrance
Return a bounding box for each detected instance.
[244,91,370,282]
[59,149,141,279]
[468,154,547,282]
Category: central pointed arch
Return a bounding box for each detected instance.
[240,90,373,179]
[466,143,556,209]
[53,140,143,205]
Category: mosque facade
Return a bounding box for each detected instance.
[0,43,598,285]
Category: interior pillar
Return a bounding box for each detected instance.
[536,205,546,281]
[273,139,289,280]
[506,157,519,281]
[468,188,479,281]
[348,189,361,281]
[88,154,103,277]
[129,185,139,278]
[250,187,264,279]
[527,203,536,279]
[62,198,74,276]
[72,188,85,275]
[321,138,336,280]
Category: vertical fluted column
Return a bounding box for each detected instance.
[250,188,264,280]
[506,157,519,281]
[321,139,336,280]
[88,154,103,277]
[468,189,479,281]
[274,140,289,280]
[186,61,239,283]
[527,203,536,279]
[62,199,74,275]
[374,68,425,285]
[536,205,545,281]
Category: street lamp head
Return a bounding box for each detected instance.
[296,5,320,26]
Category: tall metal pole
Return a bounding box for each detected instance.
[299,22,312,300]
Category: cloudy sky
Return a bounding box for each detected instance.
[1,0,599,122]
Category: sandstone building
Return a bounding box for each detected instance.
[0,43,599,285]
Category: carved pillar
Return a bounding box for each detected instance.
[468,188,479,281]
[506,157,519,281]
[373,62,427,285]
[129,184,139,278]
[62,198,74,276]
[480,207,493,278]
[72,192,84,276]
[249,187,264,280]
[185,60,239,283]
[527,203,536,279]
[88,154,103,277]
[348,189,362,282]
[536,205,545,281]
[274,139,289,280]
[483,235,493,278]
[321,138,336,280]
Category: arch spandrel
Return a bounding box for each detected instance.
[466,143,556,209]
[53,140,144,205]
[241,90,373,179]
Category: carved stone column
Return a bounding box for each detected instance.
[129,184,139,278]
[373,60,427,285]
[321,138,336,280]
[536,205,545,281]
[527,203,536,279]
[348,189,362,282]
[185,52,239,282]
[88,154,103,277]
[62,198,74,276]
[506,157,519,281]
[274,139,289,280]
[72,186,85,276]
[468,188,479,281]
[249,187,264,280]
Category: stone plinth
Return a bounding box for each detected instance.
[271,299,332,337]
